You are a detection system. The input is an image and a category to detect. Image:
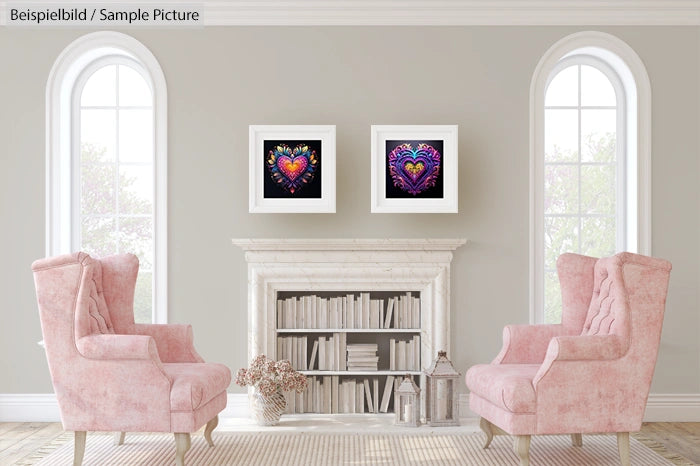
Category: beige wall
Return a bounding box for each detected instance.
[1,26,697,395]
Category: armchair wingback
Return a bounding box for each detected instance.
[466,252,671,466]
[32,252,231,466]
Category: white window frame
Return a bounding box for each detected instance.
[46,31,168,324]
[530,31,652,324]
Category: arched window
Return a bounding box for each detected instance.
[531,32,651,323]
[47,32,167,323]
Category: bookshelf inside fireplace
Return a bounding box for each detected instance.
[275,291,422,415]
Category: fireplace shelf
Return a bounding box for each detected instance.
[300,370,421,376]
[277,329,421,333]
[276,291,422,414]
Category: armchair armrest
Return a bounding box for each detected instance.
[544,334,625,362]
[493,324,565,364]
[72,334,173,429]
[533,334,626,387]
[76,334,161,361]
[134,323,204,363]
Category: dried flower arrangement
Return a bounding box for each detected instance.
[235,354,308,397]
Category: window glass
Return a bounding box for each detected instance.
[543,61,620,323]
[80,65,116,106]
[79,63,154,323]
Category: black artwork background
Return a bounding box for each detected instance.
[385,140,444,199]
[263,139,323,199]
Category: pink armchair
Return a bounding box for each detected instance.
[32,252,231,466]
[466,252,671,466]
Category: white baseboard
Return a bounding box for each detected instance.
[221,393,250,419]
[2,392,699,423]
[457,393,700,423]
[459,394,476,420]
[643,393,700,422]
[0,394,62,422]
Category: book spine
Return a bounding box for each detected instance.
[373,378,379,414]
[342,297,347,330]
[380,375,395,413]
[314,296,321,329]
[369,299,379,329]
[413,337,417,370]
[333,333,340,372]
[331,376,339,414]
[319,336,326,371]
[309,340,319,371]
[356,294,363,329]
[405,292,412,329]
[302,335,308,371]
[364,379,373,413]
[389,338,395,371]
[398,340,406,370]
[323,376,331,414]
[362,293,371,329]
[358,381,365,413]
[384,298,394,329]
[379,299,384,329]
[347,294,355,329]
[305,296,312,330]
[340,333,347,371]
[412,296,420,329]
[277,300,284,329]
[349,379,356,413]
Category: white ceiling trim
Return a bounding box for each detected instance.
[2,1,700,26]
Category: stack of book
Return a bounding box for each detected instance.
[276,292,421,330]
[346,343,379,371]
[276,335,308,370]
[390,292,421,329]
[389,335,421,371]
[285,375,397,414]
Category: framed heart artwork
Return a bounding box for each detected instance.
[249,125,336,213]
[371,125,458,213]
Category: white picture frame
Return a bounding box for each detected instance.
[249,125,336,213]
[371,125,458,213]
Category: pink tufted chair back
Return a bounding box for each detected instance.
[32,252,141,423]
[33,252,116,359]
[74,254,116,339]
[581,254,631,341]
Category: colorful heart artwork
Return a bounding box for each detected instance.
[266,144,318,194]
[387,143,442,195]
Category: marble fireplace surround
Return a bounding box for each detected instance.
[232,238,467,367]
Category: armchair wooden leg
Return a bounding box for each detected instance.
[571,433,583,447]
[174,432,191,466]
[204,415,219,447]
[73,431,86,466]
[114,432,126,446]
[617,432,631,466]
[479,417,494,449]
[513,435,531,466]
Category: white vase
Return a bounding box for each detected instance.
[252,389,287,426]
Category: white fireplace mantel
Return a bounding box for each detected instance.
[232,238,467,367]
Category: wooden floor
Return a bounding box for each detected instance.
[0,422,698,465]
[635,422,700,465]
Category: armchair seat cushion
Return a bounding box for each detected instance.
[466,364,539,414]
[163,363,232,412]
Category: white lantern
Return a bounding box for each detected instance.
[424,350,460,426]
[394,374,420,427]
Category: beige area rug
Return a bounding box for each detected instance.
[29,431,676,466]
